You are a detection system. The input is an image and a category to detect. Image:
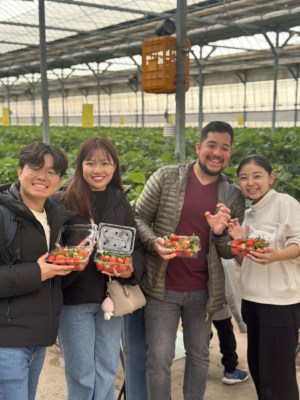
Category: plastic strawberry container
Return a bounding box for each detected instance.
[94,223,136,273]
[47,246,91,271]
[228,236,269,256]
[47,224,98,271]
[163,233,201,258]
[95,252,133,273]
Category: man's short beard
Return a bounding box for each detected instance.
[198,160,223,176]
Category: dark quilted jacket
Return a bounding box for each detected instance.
[135,163,245,315]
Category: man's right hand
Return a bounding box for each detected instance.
[38,253,74,281]
[154,237,177,260]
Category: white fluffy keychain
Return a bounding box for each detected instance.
[101,296,114,320]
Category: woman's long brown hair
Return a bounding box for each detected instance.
[62,137,124,217]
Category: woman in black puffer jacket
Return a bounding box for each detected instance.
[54,137,145,400]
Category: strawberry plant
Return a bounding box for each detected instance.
[0,126,299,200]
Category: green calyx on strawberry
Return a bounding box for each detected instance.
[95,252,133,273]
[229,236,269,256]
[164,233,200,257]
[47,246,89,270]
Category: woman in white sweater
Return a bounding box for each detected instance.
[228,155,300,400]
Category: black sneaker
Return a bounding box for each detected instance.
[222,369,249,385]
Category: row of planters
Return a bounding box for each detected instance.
[0,126,299,202]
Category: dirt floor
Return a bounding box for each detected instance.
[36,321,300,400]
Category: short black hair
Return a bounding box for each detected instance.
[19,142,68,176]
[200,121,234,144]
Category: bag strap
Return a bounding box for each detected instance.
[0,205,22,265]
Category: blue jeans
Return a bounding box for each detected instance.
[122,308,147,400]
[144,290,212,400]
[0,346,46,400]
[59,303,123,400]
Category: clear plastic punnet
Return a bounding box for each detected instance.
[94,223,136,273]
[228,236,269,256]
[163,233,201,258]
[46,224,98,271]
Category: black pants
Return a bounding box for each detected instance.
[213,317,238,373]
[242,299,300,400]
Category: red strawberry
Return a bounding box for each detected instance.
[116,264,128,273]
[231,247,240,255]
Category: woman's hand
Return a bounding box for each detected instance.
[227,218,247,239]
[247,244,300,265]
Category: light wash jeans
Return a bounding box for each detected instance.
[122,308,147,400]
[144,290,212,400]
[0,346,46,400]
[59,303,123,400]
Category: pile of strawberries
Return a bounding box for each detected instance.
[229,236,269,256]
[163,234,200,257]
[95,252,133,273]
[47,247,90,271]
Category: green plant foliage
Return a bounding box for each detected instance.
[0,158,19,183]
[0,126,298,202]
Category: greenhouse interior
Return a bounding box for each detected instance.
[0,0,300,132]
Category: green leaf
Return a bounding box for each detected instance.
[126,172,146,185]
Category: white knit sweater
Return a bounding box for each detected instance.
[241,189,300,305]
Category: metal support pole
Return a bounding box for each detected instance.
[6,82,11,126]
[288,65,300,127]
[130,58,143,128]
[13,95,19,125]
[134,78,138,128]
[198,60,204,131]
[32,82,36,126]
[96,75,101,127]
[175,0,187,160]
[263,30,292,132]
[39,0,50,143]
[141,86,144,128]
[191,46,215,133]
[96,63,101,127]
[236,71,247,128]
[61,79,65,126]
[86,62,111,127]
[52,69,72,127]
[294,72,299,127]
[272,50,279,132]
[109,86,112,127]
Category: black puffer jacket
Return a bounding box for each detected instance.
[0,183,69,347]
[57,185,145,305]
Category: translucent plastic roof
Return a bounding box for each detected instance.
[0,0,299,82]
[0,0,201,53]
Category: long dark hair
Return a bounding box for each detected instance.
[62,137,124,217]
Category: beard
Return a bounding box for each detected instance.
[198,159,224,176]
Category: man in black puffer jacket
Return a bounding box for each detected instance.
[0,142,73,400]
